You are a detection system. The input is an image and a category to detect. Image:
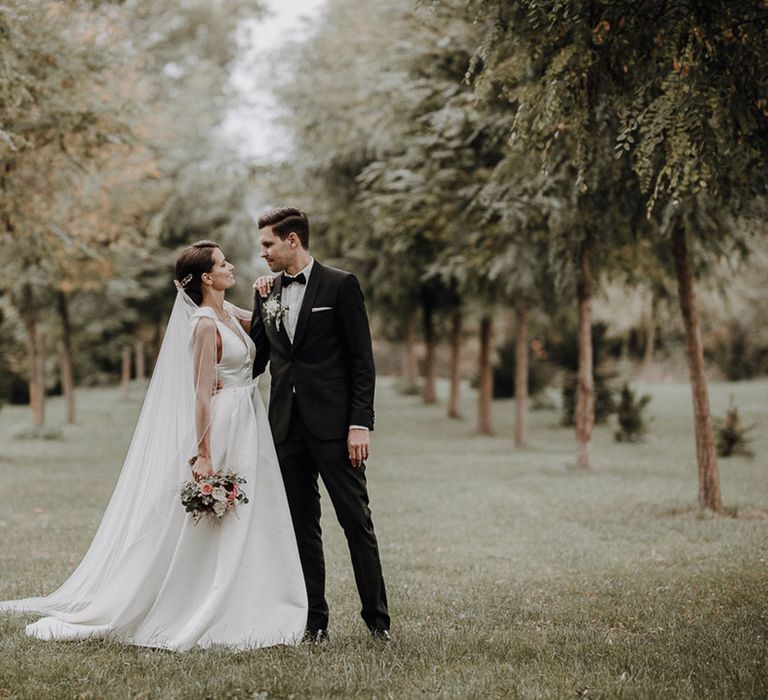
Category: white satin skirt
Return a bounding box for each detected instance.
[14,384,307,651]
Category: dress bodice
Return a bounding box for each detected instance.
[191,302,255,389]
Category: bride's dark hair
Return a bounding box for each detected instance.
[175,240,220,305]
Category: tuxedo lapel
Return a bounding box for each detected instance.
[265,276,292,351]
[291,261,323,351]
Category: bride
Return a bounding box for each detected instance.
[0,240,307,651]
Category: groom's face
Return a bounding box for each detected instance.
[260,226,293,272]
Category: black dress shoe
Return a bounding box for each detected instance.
[302,628,329,644]
[370,628,392,642]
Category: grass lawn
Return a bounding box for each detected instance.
[0,377,766,699]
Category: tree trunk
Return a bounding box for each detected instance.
[672,225,723,513]
[22,285,45,428]
[401,311,418,393]
[121,346,132,399]
[575,242,594,468]
[57,292,75,424]
[422,300,437,404]
[641,295,658,376]
[448,308,462,419]
[135,335,146,382]
[34,329,45,427]
[514,299,529,448]
[477,315,494,435]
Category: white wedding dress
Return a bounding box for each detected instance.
[0,294,307,651]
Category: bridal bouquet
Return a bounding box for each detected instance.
[180,470,249,524]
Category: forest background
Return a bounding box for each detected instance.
[1,0,767,514]
[1,2,767,697]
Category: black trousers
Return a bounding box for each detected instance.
[276,398,390,631]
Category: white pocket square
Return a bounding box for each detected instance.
[312,306,333,312]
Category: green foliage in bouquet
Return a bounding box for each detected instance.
[180,471,249,524]
[715,399,755,459]
[614,383,652,443]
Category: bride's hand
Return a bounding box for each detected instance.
[253,275,275,298]
[191,455,214,480]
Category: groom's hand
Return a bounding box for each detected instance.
[347,428,369,468]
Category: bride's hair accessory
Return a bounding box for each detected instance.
[174,241,219,304]
[174,273,193,291]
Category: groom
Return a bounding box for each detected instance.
[250,206,391,642]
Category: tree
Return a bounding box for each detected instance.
[270,0,416,374]
[276,0,489,409]
[464,143,565,446]
[279,0,571,440]
[0,1,146,426]
[467,0,646,467]
[0,0,264,423]
[350,1,532,426]
[612,2,768,511]
[466,2,768,507]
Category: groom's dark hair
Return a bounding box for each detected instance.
[258,207,310,249]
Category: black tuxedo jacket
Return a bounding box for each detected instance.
[250,261,375,444]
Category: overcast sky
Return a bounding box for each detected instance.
[220,0,327,162]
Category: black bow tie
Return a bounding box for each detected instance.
[282,272,306,287]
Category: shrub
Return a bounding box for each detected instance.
[561,370,617,426]
[715,398,754,458]
[709,320,768,380]
[492,337,556,399]
[614,382,652,442]
[544,321,617,425]
[14,425,64,441]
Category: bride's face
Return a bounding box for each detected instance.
[202,248,236,292]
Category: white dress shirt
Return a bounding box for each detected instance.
[282,257,314,343]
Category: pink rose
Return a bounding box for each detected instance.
[200,482,214,495]
[226,484,238,502]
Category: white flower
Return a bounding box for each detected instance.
[263,296,288,330]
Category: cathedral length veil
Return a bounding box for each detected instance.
[0,287,215,616]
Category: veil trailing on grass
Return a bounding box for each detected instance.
[0,288,215,615]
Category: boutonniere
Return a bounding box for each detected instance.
[263,295,289,331]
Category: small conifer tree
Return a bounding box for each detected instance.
[715,398,754,458]
[614,383,651,443]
